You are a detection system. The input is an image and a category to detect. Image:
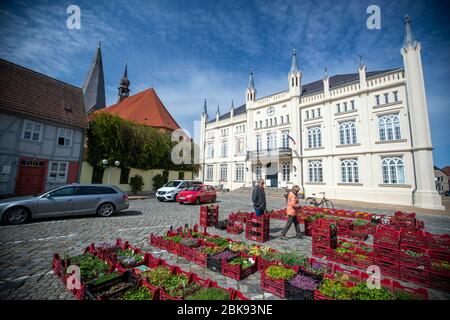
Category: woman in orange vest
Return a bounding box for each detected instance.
[280,185,302,239]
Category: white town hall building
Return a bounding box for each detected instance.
[198,16,443,210]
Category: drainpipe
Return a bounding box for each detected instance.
[299,97,305,194]
[404,83,417,206]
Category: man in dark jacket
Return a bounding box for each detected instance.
[252,179,267,216]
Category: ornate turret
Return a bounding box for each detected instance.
[288,49,301,96]
[117,63,130,103]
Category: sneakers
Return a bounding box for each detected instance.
[296,234,303,239]
[280,235,288,240]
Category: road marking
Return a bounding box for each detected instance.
[1,234,77,246]
[117,225,172,232]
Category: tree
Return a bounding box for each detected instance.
[129,174,144,195]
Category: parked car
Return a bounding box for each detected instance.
[0,184,129,225]
[156,180,202,202]
[176,185,217,205]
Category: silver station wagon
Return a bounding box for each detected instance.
[0,184,129,225]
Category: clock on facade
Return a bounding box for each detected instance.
[267,107,275,116]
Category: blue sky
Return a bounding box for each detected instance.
[0,0,449,167]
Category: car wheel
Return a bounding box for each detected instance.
[4,207,29,225]
[194,197,200,205]
[211,196,216,203]
[97,203,115,217]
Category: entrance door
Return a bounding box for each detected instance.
[15,158,47,196]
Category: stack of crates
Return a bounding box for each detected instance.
[399,230,430,287]
[374,225,401,279]
[311,219,338,258]
[199,205,219,228]
[426,233,450,292]
[245,214,270,242]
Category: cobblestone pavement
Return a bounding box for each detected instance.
[0,193,449,300]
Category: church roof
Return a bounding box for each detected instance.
[95,88,181,131]
[0,59,88,129]
[82,44,106,114]
[207,68,401,123]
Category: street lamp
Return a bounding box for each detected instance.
[102,159,120,185]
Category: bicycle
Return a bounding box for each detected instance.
[305,192,334,209]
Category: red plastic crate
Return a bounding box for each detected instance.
[374,255,400,278]
[400,262,430,287]
[399,246,430,266]
[400,230,428,248]
[313,290,335,300]
[429,270,450,293]
[222,254,257,281]
[260,271,288,298]
[426,234,450,251]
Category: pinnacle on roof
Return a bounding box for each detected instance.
[82,43,106,114]
[290,49,299,73]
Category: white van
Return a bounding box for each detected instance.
[156,180,202,202]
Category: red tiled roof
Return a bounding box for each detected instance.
[442,166,450,176]
[96,88,180,131]
[0,59,88,129]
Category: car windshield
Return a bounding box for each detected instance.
[164,180,182,188]
[187,186,202,191]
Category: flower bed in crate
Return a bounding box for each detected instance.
[207,250,238,273]
[222,254,257,280]
[286,272,320,300]
[260,265,297,298]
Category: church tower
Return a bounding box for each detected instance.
[246,68,256,108]
[401,15,443,210]
[82,42,106,114]
[117,63,130,103]
[288,49,301,97]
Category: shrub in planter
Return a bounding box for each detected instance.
[163,235,182,243]
[121,286,153,300]
[185,287,230,300]
[141,266,172,287]
[180,238,200,248]
[205,237,229,247]
[64,253,110,283]
[129,174,144,195]
[228,257,254,270]
[278,252,308,268]
[116,249,144,267]
[229,242,249,253]
[152,174,165,190]
[265,265,296,280]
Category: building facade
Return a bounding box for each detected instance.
[434,166,449,194]
[199,16,443,210]
[0,59,88,196]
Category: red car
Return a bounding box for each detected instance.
[176,185,217,205]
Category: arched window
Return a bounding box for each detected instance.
[382,157,405,184]
[339,121,357,145]
[267,133,276,151]
[282,162,290,181]
[379,114,401,141]
[341,159,359,183]
[307,127,322,148]
[308,161,323,182]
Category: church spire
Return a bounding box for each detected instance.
[290,49,299,73]
[202,99,208,115]
[403,15,417,48]
[117,63,130,103]
[248,68,255,90]
[82,42,106,114]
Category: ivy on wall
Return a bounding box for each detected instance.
[86,113,199,173]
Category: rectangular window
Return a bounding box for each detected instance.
[220,164,228,181]
[221,141,228,158]
[393,91,398,102]
[48,161,68,183]
[119,168,130,184]
[311,109,315,118]
[178,171,185,180]
[57,128,73,147]
[384,93,389,104]
[337,103,341,113]
[22,120,43,142]
[207,143,214,158]
[274,117,277,125]
[351,100,355,110]
[206,165,214,180]
[375,95,380,105]
[235,163,245,181]
[259,120,262,128]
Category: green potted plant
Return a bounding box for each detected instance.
[129,174,144,195]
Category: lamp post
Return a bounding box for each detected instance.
[102,159,120,185]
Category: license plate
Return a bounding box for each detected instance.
[179,197,185,200]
